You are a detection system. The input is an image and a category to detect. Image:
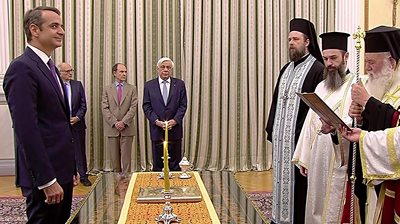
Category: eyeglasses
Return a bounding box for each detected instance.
[61,69,74,73]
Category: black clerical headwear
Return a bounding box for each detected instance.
[290,18,324,63]
[365,25,400,61]
[319,32,350,51]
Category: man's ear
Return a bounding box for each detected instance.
[389,57,397,70]
[344,52,349,62]
[305,38,310,47]
[30,24,40,39]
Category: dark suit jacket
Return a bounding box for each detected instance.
[69,80,87,131]
[3,47,75,188]
[143,77,187,141]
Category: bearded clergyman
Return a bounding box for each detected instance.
[292,32,354,223]
[343,26,400,223]
[266,18,324,224]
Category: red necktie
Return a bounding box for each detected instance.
[117,84,122,104]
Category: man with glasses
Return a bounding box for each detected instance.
[143,57,188,171]
[59,62,91,186]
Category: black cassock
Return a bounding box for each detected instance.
[266,54,324,224]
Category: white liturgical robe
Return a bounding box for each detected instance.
[292,73,355,223]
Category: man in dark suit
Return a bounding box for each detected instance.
[3,6,77,223]
[59,62,92,186]
[143,57,188,171]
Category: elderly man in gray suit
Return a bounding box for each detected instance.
[102,63,138,174]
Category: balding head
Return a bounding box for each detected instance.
[58,62,74,82]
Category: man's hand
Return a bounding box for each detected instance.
[351,81,371,107]
[73,173,80,187]
[155,119,167,129]
[299,166,308,177]
[348,101,363,125]
[166,119,177,130]
[341,126,362,142]
[43,181,64,204]
[319,118,335,134]
[70,116,79,125]
[115,121,126,131]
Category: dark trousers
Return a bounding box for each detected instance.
[152,139,182,171]
[293,168,307,224]
[22,182,73,224]
[73,128,89,180]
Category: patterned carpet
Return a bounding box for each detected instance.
[247,191,272,221]
[0,196,84,223]
[0,190,272,223]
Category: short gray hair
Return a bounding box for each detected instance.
[157,57,174,68]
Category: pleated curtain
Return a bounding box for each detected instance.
[7,0,335,172]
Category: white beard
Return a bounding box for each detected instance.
[365,63,395,100]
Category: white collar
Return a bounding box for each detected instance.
[27,44,51,68]
[158,77,171,84]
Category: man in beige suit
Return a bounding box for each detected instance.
[102,63,138,174]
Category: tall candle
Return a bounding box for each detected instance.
[163,121,170,191]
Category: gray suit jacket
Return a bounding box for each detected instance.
[102,82,138,137]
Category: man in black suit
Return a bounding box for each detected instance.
[143,57,188,171]
[59,62,92,187]
[3,6,77,223]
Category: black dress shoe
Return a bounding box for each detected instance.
[81,179,92,186]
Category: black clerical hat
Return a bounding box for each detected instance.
[365,26,400,61]
[319,32,350,51]
[289,18,324,63]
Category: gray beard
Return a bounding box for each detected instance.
[323,65,347,91]
[365,62,394,100]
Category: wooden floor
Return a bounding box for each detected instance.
[0,170,273,197]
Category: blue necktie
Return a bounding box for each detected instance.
[162,80,168,105]
[64,82,72,116]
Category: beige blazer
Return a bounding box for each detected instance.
[102,83,138,137]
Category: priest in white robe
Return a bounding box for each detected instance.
[292,32,354,223]
[342,125,400,224]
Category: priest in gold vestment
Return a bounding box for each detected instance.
[345,26,400,223]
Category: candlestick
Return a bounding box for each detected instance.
[163,121,170,192]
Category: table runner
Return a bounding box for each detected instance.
[118,172,220,224]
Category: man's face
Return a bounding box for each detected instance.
[113,64,127,83]
[59,63,74,82]
[288,31,309,62]
[157,60,173,80]
[364,53,395,99]
[365,53,392,79]
[323,49,346,72]
[322,49,347,91]
[31,10,64,51]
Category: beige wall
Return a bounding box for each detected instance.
[366,0,400,29]
[0,0,14,175]
[0,106,13,159]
